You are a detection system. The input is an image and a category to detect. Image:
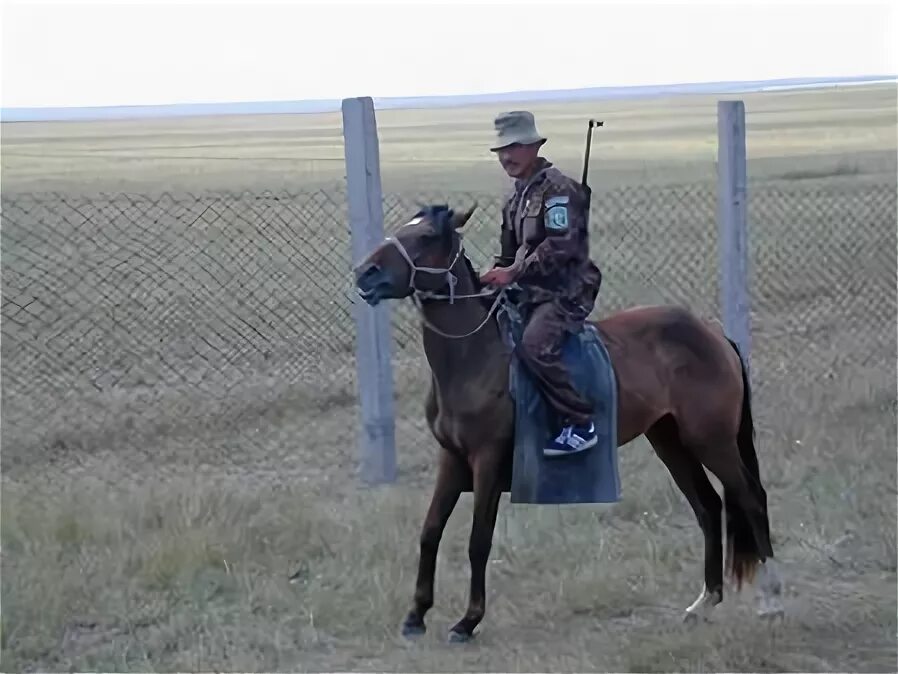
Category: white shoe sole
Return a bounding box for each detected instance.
[543,434,598,457]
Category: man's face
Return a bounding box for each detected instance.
[495,142,541,179]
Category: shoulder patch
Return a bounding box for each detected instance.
[545,199,569,233]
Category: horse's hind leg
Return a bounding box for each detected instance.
[646,417,724,623]
[696,446,783,619]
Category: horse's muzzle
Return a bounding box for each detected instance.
[355,263,394,306]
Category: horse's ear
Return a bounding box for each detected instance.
[450,202,478,229]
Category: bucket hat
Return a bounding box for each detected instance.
[489,110,547,151]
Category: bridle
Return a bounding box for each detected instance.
[379,220,509,340]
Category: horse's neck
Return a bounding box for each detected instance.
[419,273,506,395]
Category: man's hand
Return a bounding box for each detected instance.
[480,265,518,288]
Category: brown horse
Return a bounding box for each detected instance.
[353,204,784,643]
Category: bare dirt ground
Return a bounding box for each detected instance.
[1,84,896,672]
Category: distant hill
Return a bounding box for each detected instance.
[2,75,894,122]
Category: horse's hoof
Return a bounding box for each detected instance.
[447,628,473,644]
[401,620,426,639]
[682,611,710,626]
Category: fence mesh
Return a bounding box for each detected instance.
[2,176,895,478]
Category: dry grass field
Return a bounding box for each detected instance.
[1,83,896,672]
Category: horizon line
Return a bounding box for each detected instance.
[2,74,895,123]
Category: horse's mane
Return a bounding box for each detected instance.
[460,255,495,310]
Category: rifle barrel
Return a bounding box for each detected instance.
[581,119,604,188]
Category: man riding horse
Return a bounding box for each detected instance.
[352,111,782,638]
[479,111,603,457]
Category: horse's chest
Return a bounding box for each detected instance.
[425,382,512,455]
[429,411,468,453]
[429,403,501,455]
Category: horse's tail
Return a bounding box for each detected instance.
[724,338,773,590]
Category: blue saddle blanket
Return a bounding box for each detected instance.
[504,308,621,505]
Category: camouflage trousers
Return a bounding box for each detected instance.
[515,299,595,428]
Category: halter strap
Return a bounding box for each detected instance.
[379,223,505,338]
[383,232,494,304]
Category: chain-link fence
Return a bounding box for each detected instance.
[2,176,895,479]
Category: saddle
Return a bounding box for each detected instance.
[500,294,622,505]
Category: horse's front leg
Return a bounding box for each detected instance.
[448,452,503,643]
[401,449,465,638]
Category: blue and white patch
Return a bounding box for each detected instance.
[545,195,569,233]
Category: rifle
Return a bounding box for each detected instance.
[581,118,603,209]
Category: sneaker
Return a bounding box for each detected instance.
[543,422,598,457]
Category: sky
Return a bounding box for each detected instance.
[2,0,896,109]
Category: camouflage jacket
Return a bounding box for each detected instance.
[496,158,602,309]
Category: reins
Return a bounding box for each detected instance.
[411,287,508,340]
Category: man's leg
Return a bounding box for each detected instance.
[517,301,596,456]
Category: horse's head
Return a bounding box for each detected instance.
[354,203,477,306]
